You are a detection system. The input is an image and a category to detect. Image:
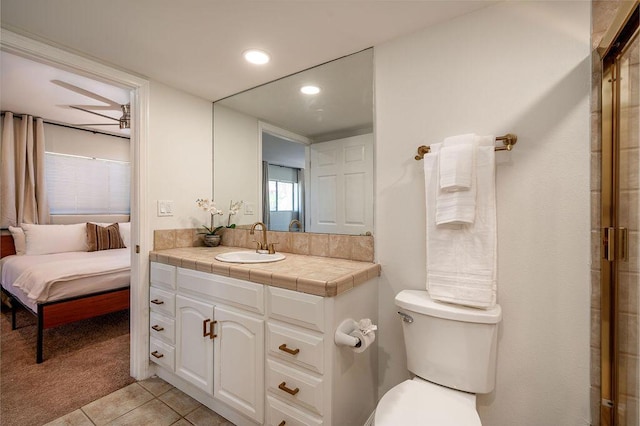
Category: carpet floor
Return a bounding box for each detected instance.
[0,303,134,426]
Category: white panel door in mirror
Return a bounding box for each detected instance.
[309,133,373,234]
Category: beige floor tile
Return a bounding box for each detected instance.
[107,399,180,426]
[138,376,174,396]
[158,387,202,416]
[82,383,154,425]
[185,405,235,426]
[170,420,193,426]
[44,409,93,426]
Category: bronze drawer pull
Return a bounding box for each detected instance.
[151,351,164,359]
[278,382,299,396]
[279,421,286,426]
[150,299,164,305]
[151,325,164,332]
[278,344,300,355]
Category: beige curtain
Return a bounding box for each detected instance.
[1,112,50,227]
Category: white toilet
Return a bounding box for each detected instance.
[374,290,502,425]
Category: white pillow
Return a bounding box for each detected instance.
[118,222,131,248]
[8,226,26,255]
[22,223,88,255]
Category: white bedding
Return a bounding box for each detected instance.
[1,249,130,308]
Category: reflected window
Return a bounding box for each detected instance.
[269,179,298,212]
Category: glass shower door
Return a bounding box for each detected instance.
[614,29,639,426]
[601,17,639,426]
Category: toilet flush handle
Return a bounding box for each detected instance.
[397,311,413,323]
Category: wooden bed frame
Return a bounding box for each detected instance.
[1,234,130,363]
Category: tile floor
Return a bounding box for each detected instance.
[44,377,235,426]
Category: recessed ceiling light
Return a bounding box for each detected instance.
[243,49,270,65]
[300,85,321,95]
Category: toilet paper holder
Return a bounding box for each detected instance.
[334,318,377,348]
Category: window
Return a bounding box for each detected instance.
[269,180,298,212]
[45,152,130,214]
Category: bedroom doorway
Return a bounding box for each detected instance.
[1,29,150,380]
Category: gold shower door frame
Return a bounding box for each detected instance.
[600,6,639,425]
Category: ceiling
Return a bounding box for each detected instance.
[1,51,132,136]
[0,1,495,135]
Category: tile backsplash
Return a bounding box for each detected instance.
[153,228,375,263]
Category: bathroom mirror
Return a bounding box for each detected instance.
[213,48,374,235]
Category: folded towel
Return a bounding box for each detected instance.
[435,134,477,225]
[439,134,475,192]
[424,136,497,309]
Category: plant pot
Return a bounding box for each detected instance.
[203,234,221,247]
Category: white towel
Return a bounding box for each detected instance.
[439,134,475,191]
[435,134,477,225]
[424,136,497,309]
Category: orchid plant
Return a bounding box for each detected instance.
[196,198,244,235]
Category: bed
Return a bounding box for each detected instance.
[0,223,131,363]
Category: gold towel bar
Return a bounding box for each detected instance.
[414,133,518,160]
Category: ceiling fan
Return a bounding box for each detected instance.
[52,79,130,129]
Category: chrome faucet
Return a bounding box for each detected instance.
[288,219,302,232]
[250,222,269,253]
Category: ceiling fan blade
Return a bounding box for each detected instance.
[51,80,120,107]
[73,123,121,126]
[69,105,119,121]
[67,104,122,111]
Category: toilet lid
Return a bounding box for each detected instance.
[375,379,482,426]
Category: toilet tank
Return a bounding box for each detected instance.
[395,290,502,394]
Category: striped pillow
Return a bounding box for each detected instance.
[86,223,126,252]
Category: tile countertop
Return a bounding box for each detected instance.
[149,246,381,298]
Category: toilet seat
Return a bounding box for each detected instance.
[374,378,482,426]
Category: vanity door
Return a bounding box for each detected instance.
[175,295,215,394]
[213,304,265,423]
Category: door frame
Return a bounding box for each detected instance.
[257,121,310,225]
[1,29,151,380]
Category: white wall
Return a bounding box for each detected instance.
[213,104,259,226]
[374,2,591,425]
[148,81,213,231]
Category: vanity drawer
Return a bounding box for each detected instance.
[177,267,264,314]
[149,338,175,371]
[267,287,324,332]
[150,312,175,344]
[267,396,323,426]
[267,359,324,416]
[267,322,324,374]
[150,262,176,290]
[150,287,175,317]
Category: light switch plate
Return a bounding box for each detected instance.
[244,202,255,215]
[157,200,174,217]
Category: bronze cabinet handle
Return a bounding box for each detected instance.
[151,325,164,332]
[151,351,164,359]
[278,343,300,356]
[150,299,164,305]
[278,382,299,396]
[203,319,217,339]
[279,422,286,426]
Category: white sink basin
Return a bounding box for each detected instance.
[215,251,286,264]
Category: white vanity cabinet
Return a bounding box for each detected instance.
[265,287,326,424]
[265,284,378,426]
[150,263,265,425]
[149,261,378,426]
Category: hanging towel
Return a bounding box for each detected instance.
[435,134,477,225]
[439,134,475,191]
[424,136,497,309]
